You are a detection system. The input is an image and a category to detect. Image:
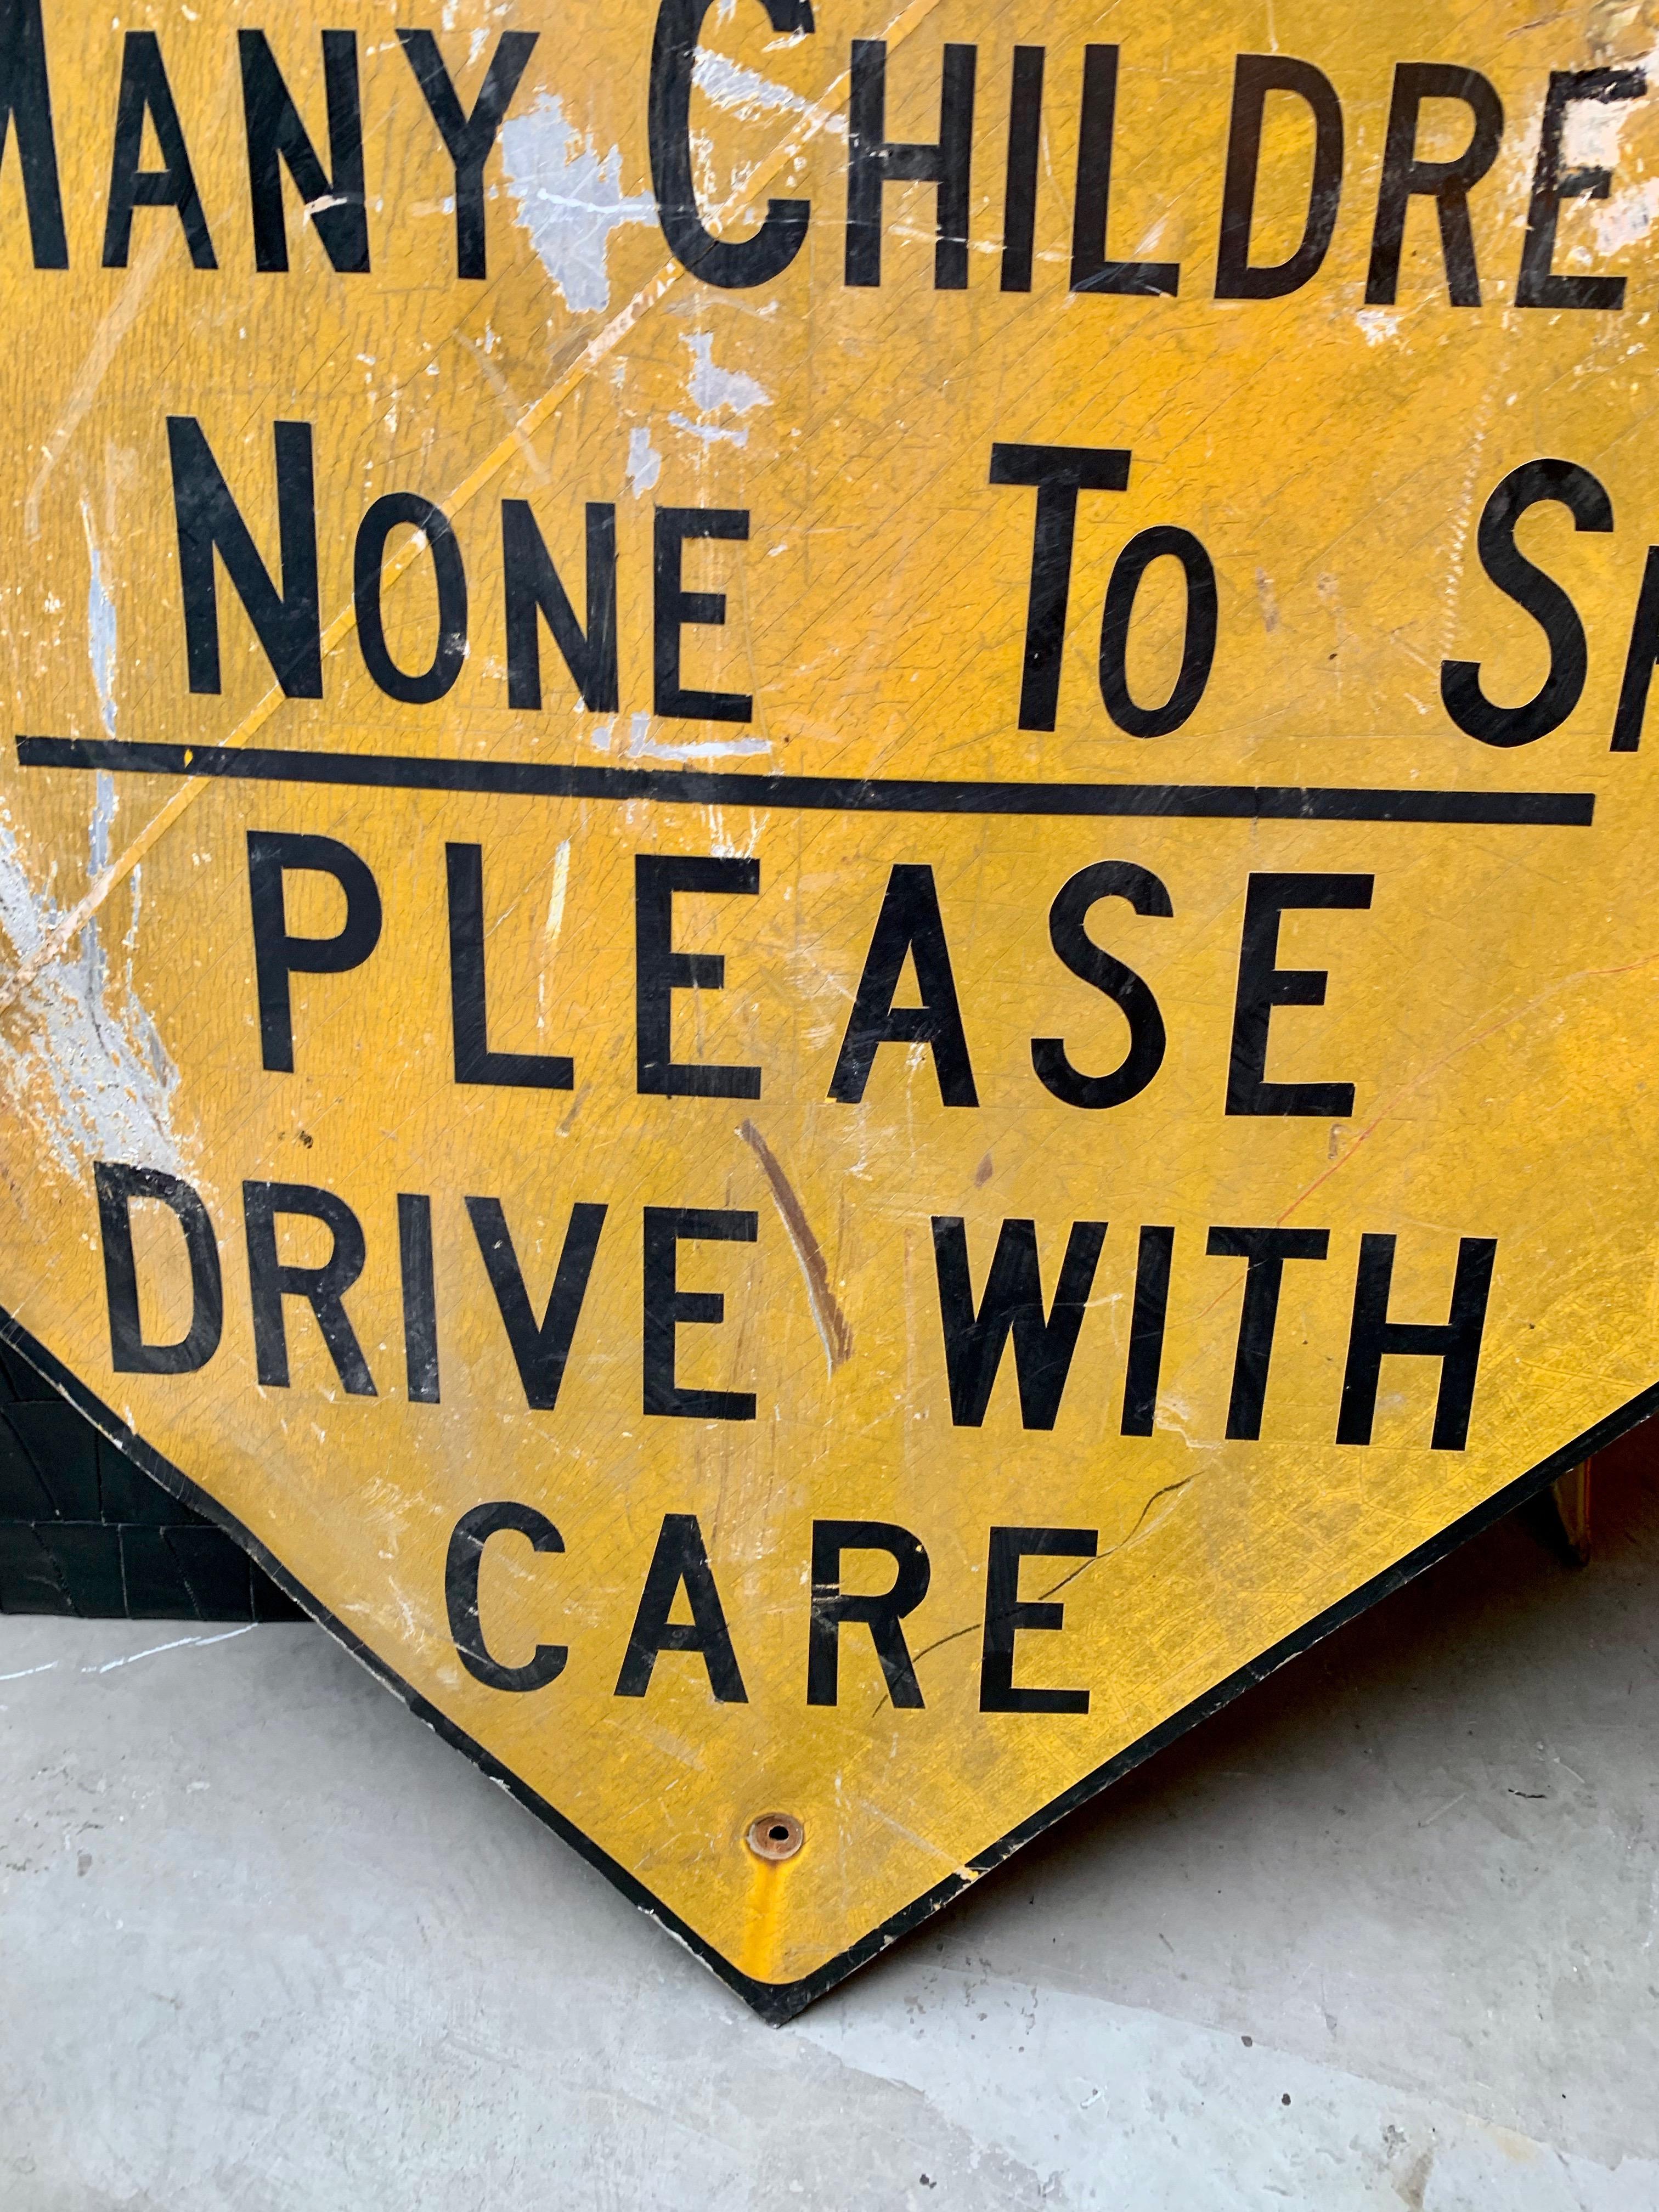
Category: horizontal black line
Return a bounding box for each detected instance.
[15,736,1597,827]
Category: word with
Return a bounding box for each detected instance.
[94,1165,1498,1452]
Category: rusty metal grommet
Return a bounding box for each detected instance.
[746,1812,804,1861]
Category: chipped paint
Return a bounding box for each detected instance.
[3,487,182,1180]
[627,425,662,496]
[668,411,749,448]
[670,332,772,448]
[499,93,654,315]
[0,794,183,1183]
[623,709,769,761]
[685,331,770,420]
[1354,307,1405,347]
[1596,174,1659,250]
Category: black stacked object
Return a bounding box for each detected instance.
[0,1343,302,1620]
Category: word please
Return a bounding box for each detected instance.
[250,830,1380,1120]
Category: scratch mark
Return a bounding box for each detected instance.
[82,509,119,737]
[460,330,552,484]
[1418,1792,1467,1827]
[1192,929,1659,1337]
[1255,568,1280,633]
[870,1478,1193,1716]
[692,47,845,134]
[24,225,171,539]
[543,838,571,949]
[851,1793,975,1874]
[538,839,571,1034]
[82,1625,254,1674]
[739,1118,854,1373]
[669,410,749,448]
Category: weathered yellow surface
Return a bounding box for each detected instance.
[4,0,1659,2011]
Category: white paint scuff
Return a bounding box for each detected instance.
[625,709,769,763]
[668,412,748,448]
[538,839,571,1036]
[627,425,662,496]
[685,330,770,417]
[1562,52,1659,256]
[0,532,184,1183]
[670,331,771,450]
[83,513,118,738]
[1354,306,1404,348]
[499,93,655,315]
[1596,176,1659,253]
[691,48,844,133]
[0,795,185,1182]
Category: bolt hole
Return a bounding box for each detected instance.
[746,1810,804,1862]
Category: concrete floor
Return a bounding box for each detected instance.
[2,1446,1655,2210]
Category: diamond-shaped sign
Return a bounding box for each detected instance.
[4,0,1657,2018]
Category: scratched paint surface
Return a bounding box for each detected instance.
[4,0,1659,2011]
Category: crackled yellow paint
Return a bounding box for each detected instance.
[4,0,1659,2005]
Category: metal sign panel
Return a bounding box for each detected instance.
[3,0,1657,2017]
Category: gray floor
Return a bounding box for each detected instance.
[2,1446,1655,2210]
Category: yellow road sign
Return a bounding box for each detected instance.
[4,0,1658,2017]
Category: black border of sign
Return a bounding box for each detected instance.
[3,1296,1654,2024]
